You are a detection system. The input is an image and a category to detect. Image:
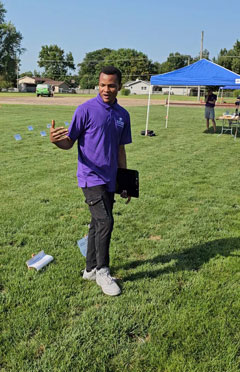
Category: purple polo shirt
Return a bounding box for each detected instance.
[68,94,132,192]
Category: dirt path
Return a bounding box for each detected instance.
[0,96,165,107]
[0,95,234,108]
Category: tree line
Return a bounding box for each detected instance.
[1,1,240,90]
[0,2,23,89]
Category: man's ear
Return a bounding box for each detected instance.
[118,83,122,91]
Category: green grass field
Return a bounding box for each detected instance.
[1,103,240,372]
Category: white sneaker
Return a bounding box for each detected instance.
[96,267,121,296]
[82,268,96,281]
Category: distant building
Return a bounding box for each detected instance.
[123,79,152,95]
[18,76,70,93]
[161,86,191,96]
[121,78,199,96]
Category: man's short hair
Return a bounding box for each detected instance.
[99,66,122,85]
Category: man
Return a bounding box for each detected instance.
[50,66,132,296]
[205,88,217,132]
[235,95,240,116]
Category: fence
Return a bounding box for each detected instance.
[75,89,97,94]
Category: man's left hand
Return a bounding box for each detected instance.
[120,190,131,204]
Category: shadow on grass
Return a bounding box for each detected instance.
[120,238,240,281]
[203,126,223,135]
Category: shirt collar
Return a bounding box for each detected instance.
[96,93,118,109]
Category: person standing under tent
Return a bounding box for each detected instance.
[205,88,217,133]
[235,95,240,116]
[50,66,132,297]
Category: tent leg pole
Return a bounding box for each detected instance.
[145,86,151,135]
[217,87,220,102]
[197,86,200,101]
[166,87,171,128]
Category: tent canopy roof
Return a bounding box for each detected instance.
[151,59,240,87]
[220,85,240,90]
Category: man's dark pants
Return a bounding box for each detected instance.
[82,185,114,271]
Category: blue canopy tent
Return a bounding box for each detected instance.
[221,85,240,89]
[145,59,240,131]
[219,84,240,103]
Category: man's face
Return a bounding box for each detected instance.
[99,73,121,104]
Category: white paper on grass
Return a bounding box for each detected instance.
[28,126,34,131]
[77,236,88,257]
[26,250,53,271]
[40,131,47,137]
[47,124,51,128]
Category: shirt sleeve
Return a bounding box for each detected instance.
[119,111,132,145]
[68,105,87,143]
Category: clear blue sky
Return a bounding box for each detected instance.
[2,0,239,74]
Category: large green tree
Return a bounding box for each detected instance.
[102,48,157,83]
[0,1,24,85]
[78,48,113,88]
[78,48,157,88]
[213,48,233,70]
[156,52,193,74]
[214,40,240,74]
[0,1,6,23]
[20,70,42,78]
[192,49,210,63]
[156,50,210,74]
[38,45,75,80]
[167,52,191,71]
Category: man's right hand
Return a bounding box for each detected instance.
[50,126,69,143]
[50,120,69,143]
[50,120,73,149]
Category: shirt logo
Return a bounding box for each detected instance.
[116,117,124,128]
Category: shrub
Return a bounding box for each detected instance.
[121,88,130,96]
[233,90,240,98]
[0,76,12,91]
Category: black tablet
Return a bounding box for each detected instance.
[115,168,139,198]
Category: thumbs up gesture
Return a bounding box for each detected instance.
[50,120,69,143]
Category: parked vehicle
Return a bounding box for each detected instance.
[67,88,76,94]
[36,84,53,97]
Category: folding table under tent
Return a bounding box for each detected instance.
[145,59,240,132]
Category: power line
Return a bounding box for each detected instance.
[37,57,152,64]
[216,55,240,58]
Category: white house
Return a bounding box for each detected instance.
[123,79,152,95]
[18,76,40,92]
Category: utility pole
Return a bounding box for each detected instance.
[186,56,190,96]
[198,31,204,101]
[200,31,204,59]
